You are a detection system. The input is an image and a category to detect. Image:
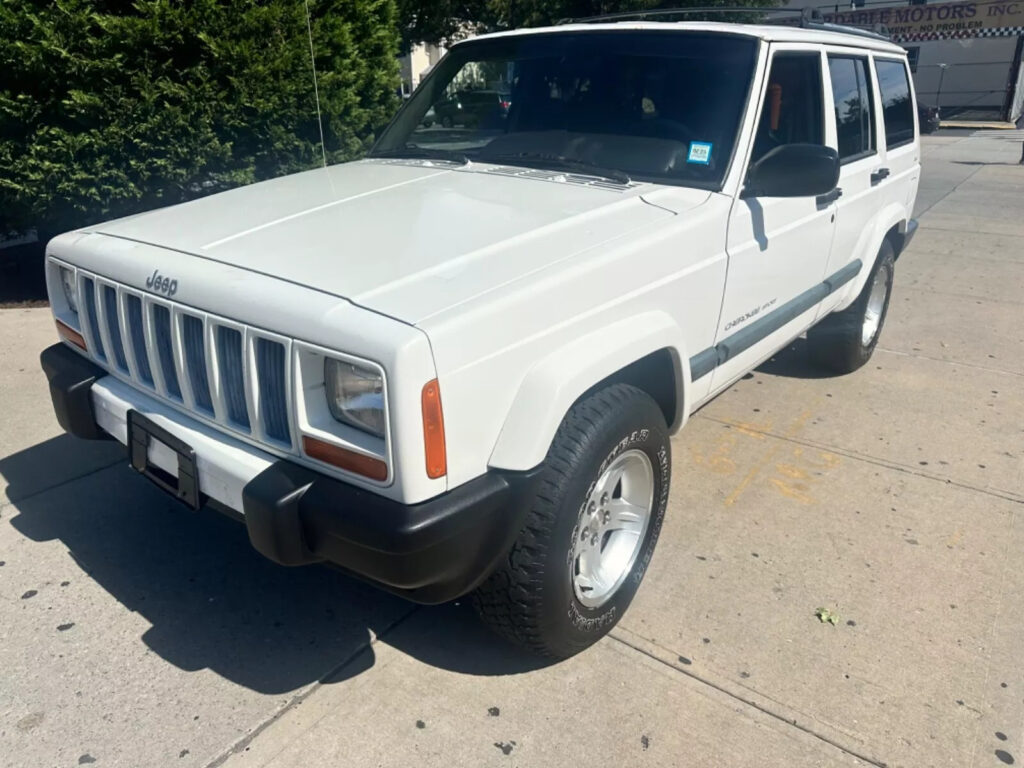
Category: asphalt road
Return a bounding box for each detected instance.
[1,132,1022,768]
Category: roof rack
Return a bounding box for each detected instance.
[557,6,891,42]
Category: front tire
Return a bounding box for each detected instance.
[473,384,671,658]
[808,241,895,374]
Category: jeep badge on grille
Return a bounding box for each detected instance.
[145,269,178,297]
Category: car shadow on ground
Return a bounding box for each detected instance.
[754,337,843,380]
[1,435,551,696]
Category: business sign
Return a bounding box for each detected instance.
[823,0,1024,42]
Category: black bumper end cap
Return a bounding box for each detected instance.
[39,343,110,441]
[241,460,542,604]
[242,461,321,567]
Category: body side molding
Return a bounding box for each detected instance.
[689,259,862,381]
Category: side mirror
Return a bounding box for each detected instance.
[743,144,840,198]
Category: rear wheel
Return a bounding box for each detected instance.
[473,384,671,658]
[808,241,895,374]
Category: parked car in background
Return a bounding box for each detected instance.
[431,89,511,128]
[917,102,941,133]
[41,17,919,659]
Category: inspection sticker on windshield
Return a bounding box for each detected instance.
[687,141,713,165]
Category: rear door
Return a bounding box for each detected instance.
[818,49,884,314]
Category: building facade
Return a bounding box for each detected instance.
[785,0,1024,121]
[399,42,448,98]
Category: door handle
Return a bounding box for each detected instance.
[816,187,843,206]
[870,167,891,185]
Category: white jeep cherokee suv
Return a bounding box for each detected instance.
[40,18,919,658]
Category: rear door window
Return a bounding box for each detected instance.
[875,59,915,148]
[827,55,875,163]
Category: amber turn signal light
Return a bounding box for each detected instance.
[421,379,447,479]
[302,436,388,482]
[56,319,88,351]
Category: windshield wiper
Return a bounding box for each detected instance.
[482,152,630,185]
[368,146,468,164]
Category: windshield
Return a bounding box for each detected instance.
[373,31,758,189]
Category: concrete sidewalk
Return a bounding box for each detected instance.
[1,133,1021,768]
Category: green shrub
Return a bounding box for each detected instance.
[0,0,401,236]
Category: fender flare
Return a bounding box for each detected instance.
[488,311,690,472]
[835,203,909,311]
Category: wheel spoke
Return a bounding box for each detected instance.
[575,541,596,581]
[606,498,647,533]
[598,463,626,498]
[578,568,610,596]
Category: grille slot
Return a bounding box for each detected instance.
[102,286,129,371]
[82,278,105,360]
[152,304,181,400]
[125,295,153,385]
[216,326,249,429]
[182,314,213,414]
[256,338,290,443]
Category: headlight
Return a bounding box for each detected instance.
[324,358,385,438]
[59,266,78,314]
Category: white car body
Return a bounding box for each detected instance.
[42,20,919,603]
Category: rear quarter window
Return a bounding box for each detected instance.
[875,59,915,149]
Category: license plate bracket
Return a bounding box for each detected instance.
[127,410,201,511]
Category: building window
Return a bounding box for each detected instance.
[905,46,921,73]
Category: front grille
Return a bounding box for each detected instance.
[77,273,294,449]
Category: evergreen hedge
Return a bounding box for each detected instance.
[0,0,401,236]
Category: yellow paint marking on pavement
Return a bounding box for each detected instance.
[768,476,816,504]
[688,430,741,475]
[723,411,813,507]
[732,421,771,440]
[775,463,810,480]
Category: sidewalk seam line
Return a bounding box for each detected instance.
[697,415,1024,505]
[607,631,888,767]
[202,604,420,768]
[875,347,1022,378]
[899,285,1024,308]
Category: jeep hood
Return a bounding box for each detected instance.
[89,160,706,324]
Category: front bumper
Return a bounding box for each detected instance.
[40,343,538,604]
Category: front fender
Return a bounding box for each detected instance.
[488,311,690,472]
